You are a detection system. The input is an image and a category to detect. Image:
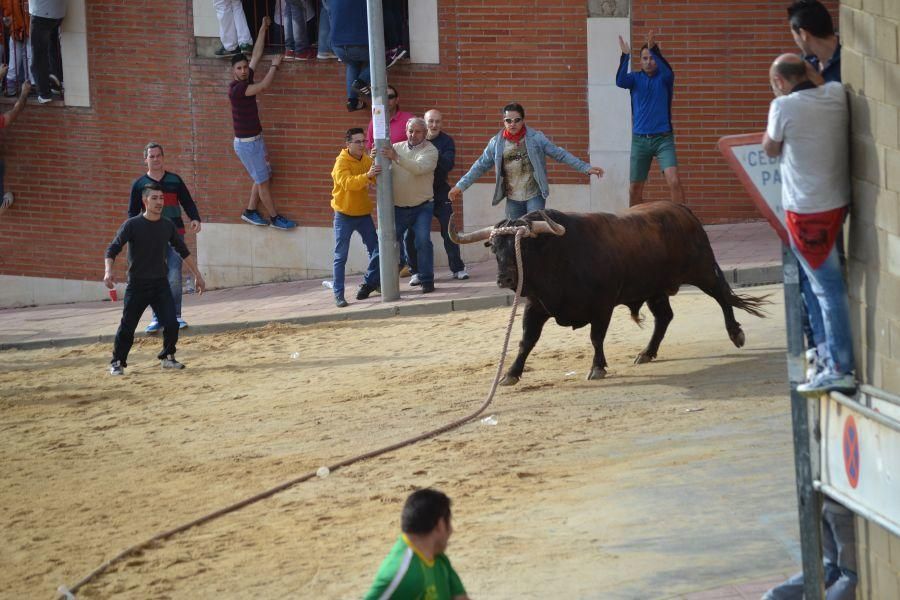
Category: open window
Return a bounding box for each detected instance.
[194,0,436,64]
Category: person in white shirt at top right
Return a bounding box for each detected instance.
[763,53,855,396]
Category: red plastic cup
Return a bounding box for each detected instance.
[109,289,118,301]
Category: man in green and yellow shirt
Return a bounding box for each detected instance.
[364,489,469,600]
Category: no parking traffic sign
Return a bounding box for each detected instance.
[718,133,789,245]
[820,390,900,537]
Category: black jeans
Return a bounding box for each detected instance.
[112,278,179,366]
[405,199,465,274]
[29,15,62,99]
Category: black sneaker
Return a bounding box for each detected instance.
[421,281,435,293]
[335,296,349,308]
[161,355,185,370]
[49,74,62,95]
[215,45,239,57]
[346,98,366,112]
[109,360,124,376]
[239,43,253,53]
[386,46,407,69]
[351,78,371,97]
[356,282,379,300]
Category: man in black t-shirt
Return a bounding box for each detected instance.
[104,182,207,376]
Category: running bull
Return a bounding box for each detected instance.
[451,202,768,385]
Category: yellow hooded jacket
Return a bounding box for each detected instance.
[331,148,375,217]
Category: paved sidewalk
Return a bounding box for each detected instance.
[0,221,782,350]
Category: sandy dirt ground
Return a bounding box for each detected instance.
[0,284,802,599]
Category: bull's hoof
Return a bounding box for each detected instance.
[730,329,746,348]
[587,367,607,380]
[634,352,655,365]
[499,374,520,386]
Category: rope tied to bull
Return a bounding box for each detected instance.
[54,228,531,599]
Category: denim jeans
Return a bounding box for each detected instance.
[506,194,546,220]
[112,278,179,367]
[763,500,857,600]
[284,0,310,52]
[790,240,855,375]
[317,0,333,54]
[150,237,184,322]
[395,202,435,284]
[404,200,465,274]
[332,44,370,99]
[332,212,380,298]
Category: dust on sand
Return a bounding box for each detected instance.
[1,285,800,599]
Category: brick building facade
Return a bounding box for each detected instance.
[0,0,836,306]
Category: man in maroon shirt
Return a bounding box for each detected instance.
[229,16,296,230]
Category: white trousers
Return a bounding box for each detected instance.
[213,0,252,50]
[7,37,35,87]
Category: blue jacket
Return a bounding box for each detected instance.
[455,127,591,206]
[329,0,368,46]
[616,46,674,135]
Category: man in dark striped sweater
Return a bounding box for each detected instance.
[129,142,202,332]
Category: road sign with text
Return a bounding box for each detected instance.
[718,133,789,245]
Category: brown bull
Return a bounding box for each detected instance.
[452,202,768,385]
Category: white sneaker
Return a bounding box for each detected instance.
[453,269,470,280]
[410,273,421,286]
[109,360,124,375]
[805,348,820,381]
[797,371,856,396]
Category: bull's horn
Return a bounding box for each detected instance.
[449,223,494,244]
[530,212,566,236]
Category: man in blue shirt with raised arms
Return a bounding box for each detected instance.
[616,30,684,205]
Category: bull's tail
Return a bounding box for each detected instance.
[715,264,770,318]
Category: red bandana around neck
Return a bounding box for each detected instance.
[503,125,527,143]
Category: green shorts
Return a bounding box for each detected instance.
[630,132,678,182]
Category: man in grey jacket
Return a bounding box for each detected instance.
[449,102,604,219]
[29,0,66,104]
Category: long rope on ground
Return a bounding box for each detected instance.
[55,227,530,599]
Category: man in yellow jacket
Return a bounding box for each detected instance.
[331,127,382,307]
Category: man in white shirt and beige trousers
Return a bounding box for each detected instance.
[382,117,439,293]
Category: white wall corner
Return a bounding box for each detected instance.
[408,0,439,64]
[61,0,89,107]
[193,0,221,38]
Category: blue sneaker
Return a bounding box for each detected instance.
[145,320,160,334]
[270,214,297,230]
[241,210,269,227]
[177,318,188,329]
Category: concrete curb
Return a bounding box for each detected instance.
[0,265,779,352]
[0,293,515,352]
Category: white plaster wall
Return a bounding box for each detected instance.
[587,17,631,214]
[0,275,122,308]
[193,0,220,38]
[198,223,459,289]
[60,0,89,107]
[408,0,439,64]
